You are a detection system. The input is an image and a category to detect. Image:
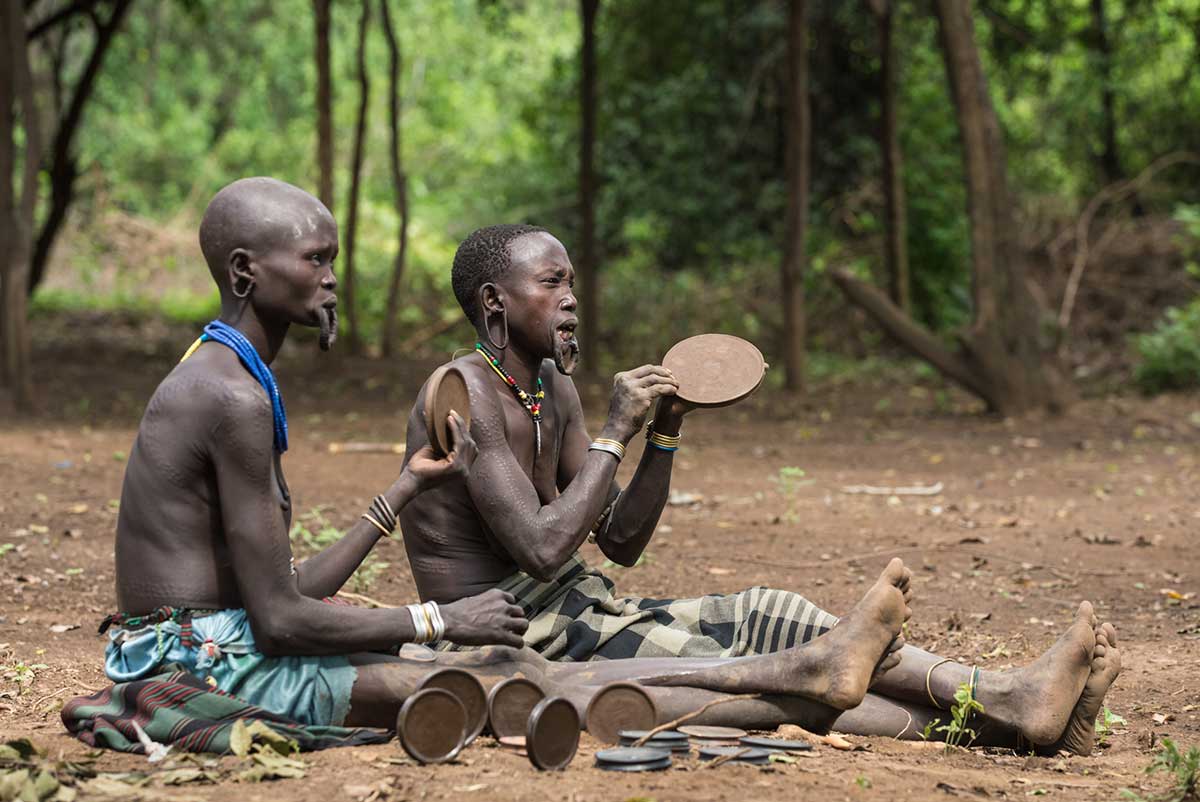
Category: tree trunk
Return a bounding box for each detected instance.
[27,0,132,296]
[379,0,409,358]
[780,0,810,391]
[342,0,370,355]
[1,0,41,411]
[577,0,599,375]
[833,0,1074,415]
[313,0,334,210]
[872,0,910,314]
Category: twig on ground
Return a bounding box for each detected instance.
[630,693,762,747]
[702,747,751,769]
[840,482,944,496]
[327,442,405,455]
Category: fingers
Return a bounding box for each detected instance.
[500,632,526,649]
[620,364,677,382]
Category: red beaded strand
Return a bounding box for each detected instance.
[475,341,545,454]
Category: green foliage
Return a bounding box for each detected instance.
[1095,707,1127,746]
[770,466,811,524]
[289,508,387,593]
[1122,738,1200,802]
[1133,298,1200,394]
[932,681,985,751]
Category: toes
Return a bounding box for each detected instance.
[883,558,907,586]
[1100,622,1117,647]
[889,635,906,653]
[1093,643,1107,658]
[1076,601,1096,627]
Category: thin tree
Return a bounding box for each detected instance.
[578,0,599,373]
[342,0,370,355]
[379,0,409,357]
[780,0,811,391]
[1090,0,1122,186]
[313,0,334,210]
[832,0,1074,415]
[0,0,42,411]
[868,0,910,314]
[25,0,133,296]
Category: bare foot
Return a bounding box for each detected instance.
[983,602,1097,745]
[1036,622,1122,756]
[814,558,912,709]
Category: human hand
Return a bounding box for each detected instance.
[603,365,679,442]
[439,588,529,648]
[652,393,695,430]
[404,412,477,490]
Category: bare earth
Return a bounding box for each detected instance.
[1,316,1198,801]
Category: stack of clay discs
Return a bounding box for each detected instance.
[661,333,766,408]
[594,747,673,772]
[525,696,580,771]
[697,746,771,765]
[584,681,658,744]
[678,725,747,748]
[423,364,471,457]
[417,668,488,746]
[738,736,813,753]
[487,677,546,739]
[498,735,527,756]
[396,688,468,764]
[618,730,690,753]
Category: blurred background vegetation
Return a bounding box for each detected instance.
[4,0,1200,414]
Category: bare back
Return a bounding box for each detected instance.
[114,345,287,613]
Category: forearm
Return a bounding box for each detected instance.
[597,414,681,564]
[253,596,418,656]
[296,472,420,598]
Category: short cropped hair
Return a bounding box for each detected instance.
[451,224,546,327]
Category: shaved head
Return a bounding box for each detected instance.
[199,177,334,295]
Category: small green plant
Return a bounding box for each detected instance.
[854,775,872,789]
[289,508,388,593]
[929,681,985,751]
[1133,298,1200,394]
[1095,707,1127,746]
[771,466,812,524]
[1122,738,1200,801]
[2,662,49,694]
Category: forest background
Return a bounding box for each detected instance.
[3,0,1200,414]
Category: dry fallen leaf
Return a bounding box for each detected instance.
[708,567,733,576]
[49,623,79,633]
[1152,713,1174,725]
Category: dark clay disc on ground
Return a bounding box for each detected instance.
[678,725,748,740]
[423,365,471,457]
[417,668,488,746]
[585,682,658,744]
[661,334,766,408]
[526,696,581,771]
[738,736,813,752]
[595,747,673,772]
[396,688,467,764]
[697,746,771,765]
[487,677,546,739]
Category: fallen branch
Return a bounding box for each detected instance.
[630,693,761,747]
[840,482,944,496]
[702,747,751,769]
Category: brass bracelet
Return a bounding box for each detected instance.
[361,513,391,538]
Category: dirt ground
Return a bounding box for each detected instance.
[2,314,1199,801]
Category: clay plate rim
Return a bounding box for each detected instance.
[396,688,467,765]
[416,667,488,746]
[525,695,581,771]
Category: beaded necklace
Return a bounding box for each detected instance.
[475,341,544,454]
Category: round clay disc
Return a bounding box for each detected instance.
[738,736,813,752]
[596,756,672,772]
[526,696,581,771]
[396,643,437,662]
[423,365,471,457]
[594,747,673,767]
[697,745,771,765]
[662,334,766,408]
[417,668,488,746]
[678,725,748,740]
[487,677,546,739]
[396,688,467,765]
[585,681,658,745]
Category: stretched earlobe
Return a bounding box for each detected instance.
[229,249,255,300]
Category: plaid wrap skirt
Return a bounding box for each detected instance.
[442,553,837,661]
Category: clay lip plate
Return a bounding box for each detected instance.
[487,677,546,739]
[662,334,765,408]
[525,695,581,771]
[396,687,467,765]
[423,365,471,457]
[584,681,658,745]
[417,667,488,746]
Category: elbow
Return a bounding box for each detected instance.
[248,612,299,657]
[522,555,559,584]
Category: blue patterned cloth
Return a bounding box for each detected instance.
[104,608,356,727]
[200,320,289,453]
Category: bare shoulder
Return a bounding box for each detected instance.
[449,352,509,448]
[544,361,585,419]
[145,353,271,447]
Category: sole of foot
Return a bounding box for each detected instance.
[1001,601,1097,745]
[821,558,912,710]
[1037,622,1121,757]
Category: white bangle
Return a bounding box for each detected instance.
[406,603,431,643]
[423,601,445,642]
